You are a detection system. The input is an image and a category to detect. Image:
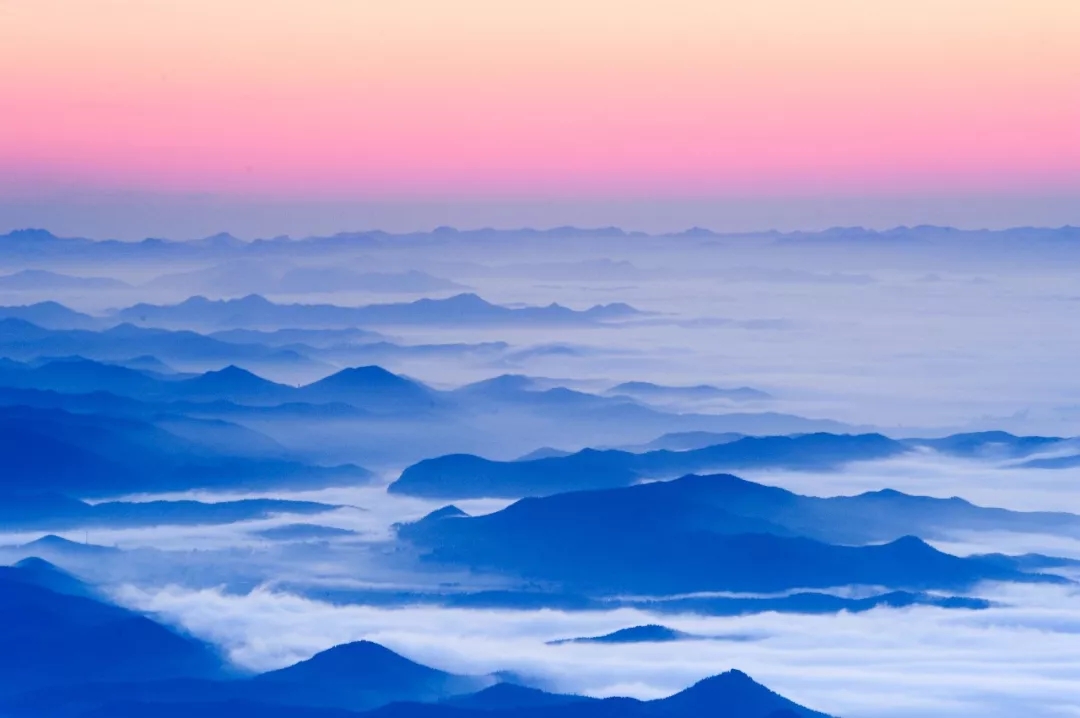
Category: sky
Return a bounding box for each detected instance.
[1,0,1078,237]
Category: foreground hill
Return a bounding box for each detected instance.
[9,650,828,718]
[0,560,223,697]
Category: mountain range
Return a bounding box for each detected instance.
[397,472,1070,594]
[0,269,131,291]
[0,494,339,531]
[390,431,1069,499]
[390,433,907,498]
[605,381,773,403]
[0,404,370,496]
[112,293,640,330]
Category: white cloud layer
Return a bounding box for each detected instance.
[116,580,1080,718]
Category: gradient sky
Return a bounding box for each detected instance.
[1,0,1078,236]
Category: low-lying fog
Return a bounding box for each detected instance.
[114,580,1080,718]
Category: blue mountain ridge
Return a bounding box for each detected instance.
[390,431,1068,499]
[0,404,371,495]
[397,473,1071,594]
[111,293,641,330]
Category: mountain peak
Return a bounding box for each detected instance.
[424,505,470,521]
[662,668,829,716]
[441,293,491,307]
[8,557,95,598]
[200,365,264,382]
[3,228,59,241]
[257,640,447,685]
[316,365,408,387]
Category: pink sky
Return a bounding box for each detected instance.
[1,0,1078,201]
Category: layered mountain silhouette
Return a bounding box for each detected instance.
[0,354,876,467]
[0,301,101,330]
[5,633,830,718]
[296,366,437,410]
[547,625,697,645]
[209,326,387,348]
[275,581,989,617]
[391,433,907,498]
[0,404,370,495]
[391,431,1072,499]
[0,318,330,373]
[0,269,130,291]
[627,430,746,452]
[398,471,1080,545]
[0,356,437,412]
[6,224,1079,262]
[254,523,358,541]
[398,473,1068,594]
[113,294,640,330]
[906,431,1066,458]
[606,381,772,403]
[0,493,339,531]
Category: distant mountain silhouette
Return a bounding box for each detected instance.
[0,405,371,495]
[452,374,615,406]
[0,493,339,531]
[398,473,1063,594]
[907,431,1064,458]
[297,366,436,411]
[0,269,130,291]
[0,338,868,465]
[401,471,1080,545]
[390,433,907,498]
[113,293,640,330]
[14,534,123,558]
[515,447,573,461]
[210,326,387,348]
[110,354,181,374]
[254,523,358,541]
[547,625,696,645]
[392,430,1079,499]
[1016,453,1080,469]
[607,381,772,403]
[0,301,101,330]
[280,583,990,617]
[171,364,296,403]
[0,318,330,374]
[0,355,437,414]
[629,431,746,451]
